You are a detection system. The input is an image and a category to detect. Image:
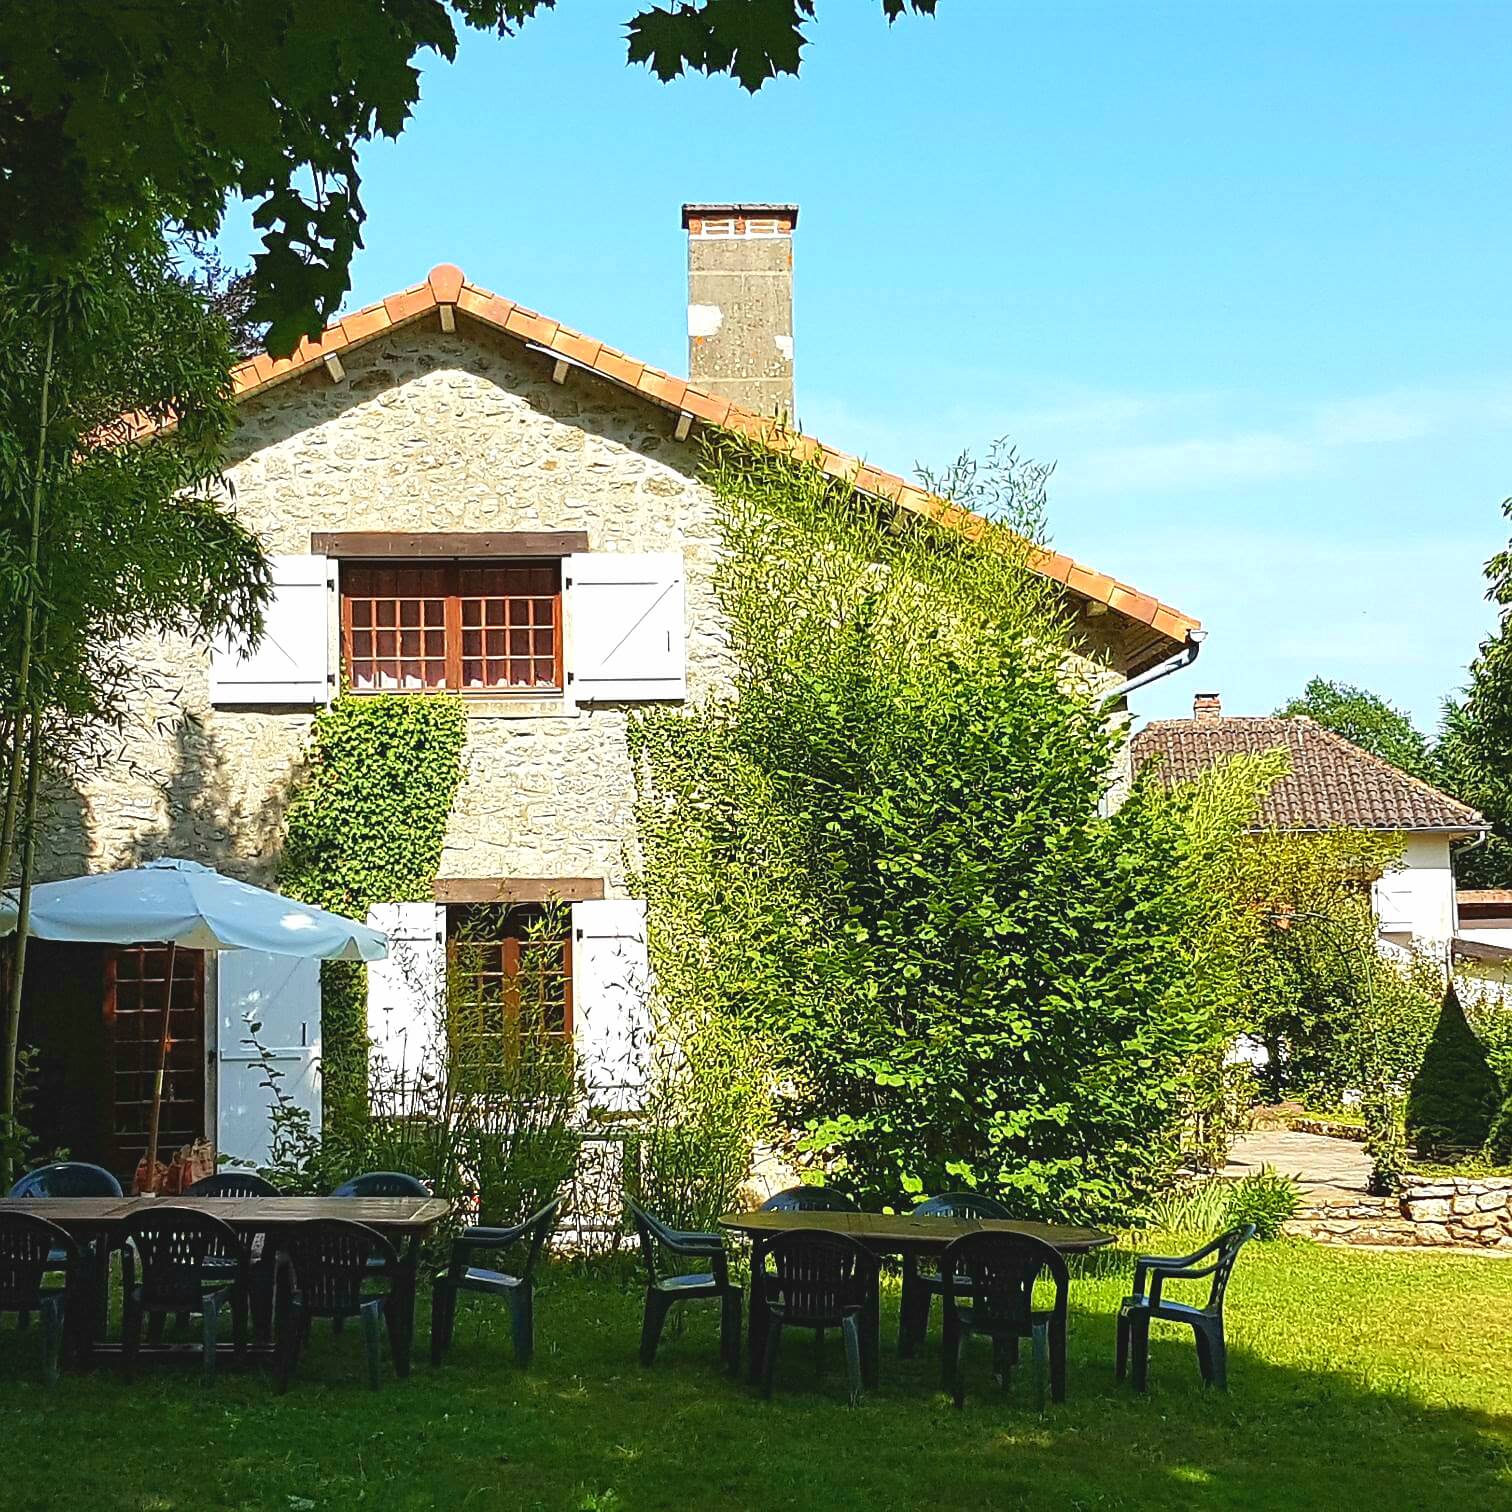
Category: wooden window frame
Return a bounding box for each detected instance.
[446,903,574,1053]
[340,559,564,695]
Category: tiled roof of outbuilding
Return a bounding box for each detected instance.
[1132,715,1485,834]
[174,264,1200,671]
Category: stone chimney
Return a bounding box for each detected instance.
[682,203,797,419]
[1193,692,1223,724]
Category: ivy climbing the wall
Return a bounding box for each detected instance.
[278,692,467,1118]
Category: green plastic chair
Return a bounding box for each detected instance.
[274,1218,402,1392]
[1116,1224,1254,1391]
[184,1171,281,1341]
[627,1198,741,1374]
[898,1190,1012,1357]
[754,1228,879,1406]
[430,1197,561,1367]
[939,1229,1069,1409]
[758,1185,857,1213]
[0,1211,86,1384]
[120,1206,251,1384]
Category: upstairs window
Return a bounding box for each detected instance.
[341,561,562,693]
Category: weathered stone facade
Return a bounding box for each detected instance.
[36,319,1141,896]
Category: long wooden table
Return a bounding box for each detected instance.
[719,1209,1114,1386]
[0,1194,452,1373]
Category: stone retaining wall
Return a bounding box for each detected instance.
[1287,1176,1512,1249]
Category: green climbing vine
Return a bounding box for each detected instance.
[278,692,467,1115]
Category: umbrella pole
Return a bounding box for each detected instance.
[143,939,177,1192]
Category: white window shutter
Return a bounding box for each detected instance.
[216,951,322,1168]
[571,898,653,1111]
[564,552,686,703]
[366,902,447,1092]
[210,553,331,705]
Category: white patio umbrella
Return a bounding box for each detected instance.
[0,858,387,1184]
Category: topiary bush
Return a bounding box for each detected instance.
[1406,985,1501,1157]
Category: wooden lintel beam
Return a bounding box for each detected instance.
[438,304,456,333]
[433,877,606,906]
[310,530,590,558]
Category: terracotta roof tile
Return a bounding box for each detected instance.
[553,330,604,368]
[1132,715,1485,834]
[456,287,514,324]
[383,285,433,323]
[595,348,645,388]
[337,305,392,344]
[637,370,689,408]
[205,263,1200,665]
[503,308,558,345]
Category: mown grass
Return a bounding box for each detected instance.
[0,1235,1508,1512]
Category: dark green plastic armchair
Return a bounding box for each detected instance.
[430,1197,561,1367]
[1116,1224,1254,1391]
[627,1198,741,1374]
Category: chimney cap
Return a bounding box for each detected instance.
[1192,692,1223,723]
[681,202,799,229]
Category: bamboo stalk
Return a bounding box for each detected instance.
[0,313,56,1189]
[0,314,55,889]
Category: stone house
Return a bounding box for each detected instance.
[1132,692,1487,949]
[27,206,1201,1175]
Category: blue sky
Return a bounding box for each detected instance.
[219,0,1512,728]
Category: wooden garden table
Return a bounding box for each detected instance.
[0,1193,452,1373]
[718,1209,1115,1386]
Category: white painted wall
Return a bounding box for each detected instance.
[1372,833,1459,946]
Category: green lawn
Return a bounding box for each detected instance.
[0,1236,1508,1512]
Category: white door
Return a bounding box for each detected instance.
[571,899,653,1111]
[366,902,447,1096]
[216,951,322,1168]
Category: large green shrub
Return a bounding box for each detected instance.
[1406,985,1501,1156]
[631,439,1269,1225]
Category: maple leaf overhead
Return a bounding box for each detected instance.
[0,1,942,354]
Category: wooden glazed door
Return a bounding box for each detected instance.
[103,945,205,1177]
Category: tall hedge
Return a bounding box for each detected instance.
[630,440,1268,1224]
[1406,984,1501,1156]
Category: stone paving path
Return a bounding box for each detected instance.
[1223,1129,1372,1198]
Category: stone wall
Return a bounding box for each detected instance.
[34,318,1139,895]
[1288,1176,1512,1249]
[1399,1175,1512,1247]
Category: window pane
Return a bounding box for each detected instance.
[345,559,561,693]
[459,562,561,690]
[446,903,572,1067]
